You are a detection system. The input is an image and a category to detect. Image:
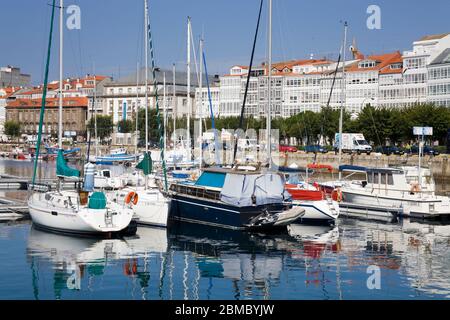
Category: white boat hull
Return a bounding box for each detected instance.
[293,199,339,222]
[28,192,134,235]
[108,187,169,227]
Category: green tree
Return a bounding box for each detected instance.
[4,120,21,142]
[87,115,114,142]
[117,119,134,133]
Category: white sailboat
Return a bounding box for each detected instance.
[109,0,170,228]
[27,0,134,236]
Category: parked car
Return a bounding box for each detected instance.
[304,145,327,154]
[279,145,298,153]
[375,146,404,156]
[407,145,440,156]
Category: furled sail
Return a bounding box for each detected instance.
[136,151,153,175]
[56,149,80,178]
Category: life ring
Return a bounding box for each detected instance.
[331,188,343,202]
[124,191,138,205]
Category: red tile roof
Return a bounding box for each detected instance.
[6,97,88,108]
[345,51,402,73]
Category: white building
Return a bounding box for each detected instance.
[402,33,450,106]
[427,48,450,107]
[98,68,218,124]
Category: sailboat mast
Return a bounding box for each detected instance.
[199,38,203,169]
[266,0,272,168]
[94,74,98,157]
[58,0,64,150]
[338,21,348,180]
[163,72,167,155]
[187,17,192,160]
[144,0,149,154]
[135,62,139,158]
[173,63,176,145]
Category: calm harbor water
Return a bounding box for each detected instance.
[0,159,449,300]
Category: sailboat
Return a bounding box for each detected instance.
[109,0,170,228]
[27,0,135,236]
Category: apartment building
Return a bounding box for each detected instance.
[211,32,450,119]
[427,48,450,107]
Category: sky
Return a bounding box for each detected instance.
[0,0,449,85]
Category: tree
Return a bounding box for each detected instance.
[87,115,114,143]
[4,120,21,142]
[117,119,134,134]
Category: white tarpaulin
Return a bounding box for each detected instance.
[220,173,285,207]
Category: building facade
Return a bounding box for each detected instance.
[209,32,450,119]
[0,66,31,87]
[5,97,88,139]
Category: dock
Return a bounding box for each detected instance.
[0,197,29,221]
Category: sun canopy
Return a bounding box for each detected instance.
[220,173,286,207]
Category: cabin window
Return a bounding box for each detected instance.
[103,171,111,178]
[380,173,386,185]
[368,172,378,184]
[387,174,394,185]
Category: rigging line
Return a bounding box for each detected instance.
[189,26,200,88]
[232,0,264,166]
[203,51,221,165]
[32,0,57,186]
[40,4,51,84]
[148,2,168,192]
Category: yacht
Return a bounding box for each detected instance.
[169,166,305,230]
[336,165,450,220]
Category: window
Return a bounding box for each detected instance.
[358,60,376,68]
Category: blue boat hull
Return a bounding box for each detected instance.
[169,194,289,230]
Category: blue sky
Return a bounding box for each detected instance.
[0,0,449,84]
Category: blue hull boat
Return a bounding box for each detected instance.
[168,167,303,230]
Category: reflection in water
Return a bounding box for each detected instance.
[11,217,450,299]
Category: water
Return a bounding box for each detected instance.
[0,159,449,300]
[0,219,449,300]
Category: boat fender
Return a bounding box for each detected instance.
[410,182,420,194]
[332,188,343,202]
[124,191,139,205]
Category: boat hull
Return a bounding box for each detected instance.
[169,193,290,230]
[28,193,134,236]
[293,200,339,224]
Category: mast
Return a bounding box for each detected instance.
[266,0,272,168]
[338,21,348,180]
[199,38,204,169]
[58,0,63,150]
[173,63,176,146]
[163,72,167,156]
[94,74,98,158]
[135,62,139,158]
[187,17,192,160]
[144,0,149,155]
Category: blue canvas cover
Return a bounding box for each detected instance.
[195,171,226,188]
[88,192,107,210]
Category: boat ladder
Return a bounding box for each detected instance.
[105,210,113,227]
